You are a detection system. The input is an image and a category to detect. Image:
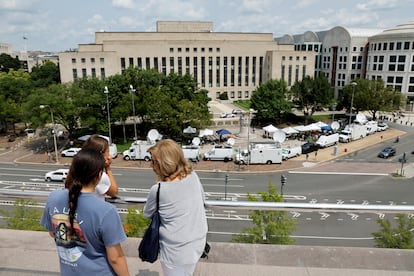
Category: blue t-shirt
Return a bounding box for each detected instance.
[41,189,127,275]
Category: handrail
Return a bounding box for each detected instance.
[2,190,414,214]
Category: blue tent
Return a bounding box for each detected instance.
[216,129,232,135]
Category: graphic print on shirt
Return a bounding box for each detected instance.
[51,214,87,263]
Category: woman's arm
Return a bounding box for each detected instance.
[105,167,119,197]
[106,244,130,276]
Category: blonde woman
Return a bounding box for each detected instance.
[144,139,208,276]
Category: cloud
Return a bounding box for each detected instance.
[112,0,136,9]
[356,0,398,11]
[138,0,206,20]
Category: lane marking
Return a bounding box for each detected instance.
[288,171,389,176]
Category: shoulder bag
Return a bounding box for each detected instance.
[138,183,160,263]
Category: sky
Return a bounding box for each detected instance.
[1,0,414,53]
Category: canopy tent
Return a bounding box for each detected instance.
[77,134,111,142]
[216,129,232,136]
[198,128,214,137]
[281,126,299,135]
[293,125,307,132]
[183,126,197,134]
[315,121,328,127]
[262,124,278,133]
[306,123,322,132]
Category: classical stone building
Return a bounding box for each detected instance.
[59,21,315,100]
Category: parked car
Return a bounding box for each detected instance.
[377,147,396,158]
[220,113,235,118]
[44,169,69,182]
[377,122,389,131]
[232,109,243,114]
[301,142,320,154]
[61,147,81,157]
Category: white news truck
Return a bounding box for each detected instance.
[235,142,283,164]
[338,124,367,143]
[182,146,200,163]
[203,145,234,162]
[316,133,339,148]
[122,140,153,161]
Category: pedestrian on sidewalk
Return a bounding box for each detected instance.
[306,153,309,161]
[314,150,318,160]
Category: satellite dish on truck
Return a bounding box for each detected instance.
[355,113,367,124]
[227,138,235,146]
[147,129,160,143]
[192,137,201,146]
[331,121,340,131]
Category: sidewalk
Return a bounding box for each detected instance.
[0,125,409,176]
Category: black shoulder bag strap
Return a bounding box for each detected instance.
[156,182,160,211]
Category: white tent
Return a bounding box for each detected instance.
[183,126,197,134]
[282,126,299,135]
[306,123,321,131]
[315,121,328,127]
[262,124,278,133]
[198,128,214,137]
[293,125,307,132]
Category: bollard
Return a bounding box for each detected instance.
[344,148,347,153]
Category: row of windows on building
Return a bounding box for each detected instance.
[169,47,221,53]
[217,90,251,100]
[369,55,414,72]
[72,67,105,81]
[72,57,105,64]
[120,56,265,88]
[322,55,364,70]
[370,41,414,51]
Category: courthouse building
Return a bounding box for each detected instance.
[58,21,315,101]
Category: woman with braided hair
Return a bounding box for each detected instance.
[41,148,130,275]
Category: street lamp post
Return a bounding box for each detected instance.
[104,86,112,143]
[129,85,138,140]
[349,82,357,125]
[39,105,59,163]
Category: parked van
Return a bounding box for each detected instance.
[366,121,378,135]
[316,133,339,148]
[203,145,234,162]
[182,146,200,162]
[282,146,302,161]
[123,140,153,161]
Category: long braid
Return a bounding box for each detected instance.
[66,148,105,235]
[68,180,82,235]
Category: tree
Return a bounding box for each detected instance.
[291,75,333,123]
[232,183,296,244]
[0,199,44,231]
[372,214,414,249]
[0,53,21,72]
[250,79,292,124]
[342,79,404,120]
[23,83,104,136]
[30,61,61,87]
[123,208,150,237]
[0,69,33,133]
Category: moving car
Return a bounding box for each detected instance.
[61,147,81,157]
[44,169,69,182]
[301,142,320,154]
[377,147,396,158]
